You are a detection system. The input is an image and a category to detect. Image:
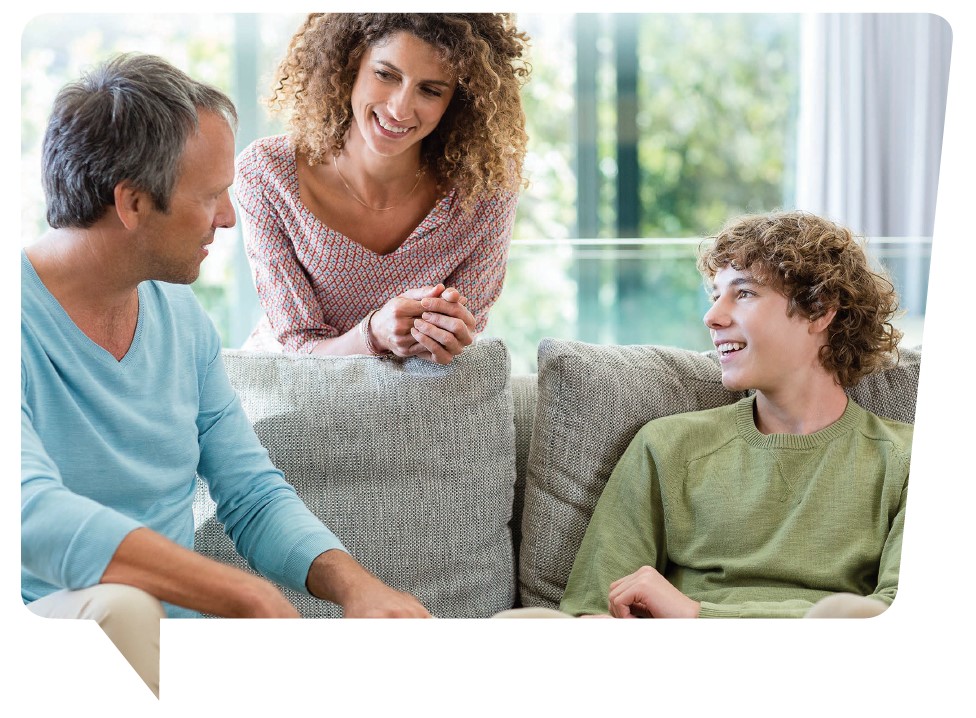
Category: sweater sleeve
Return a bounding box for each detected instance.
[235,141,338,354]
[194,329,346,594]
[442,190,517,334]
[559,427,668,616]
[21,371,142,596]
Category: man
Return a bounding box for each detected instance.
[558,210,912,619]
[21,53,429,697]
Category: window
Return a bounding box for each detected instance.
[21,13,936,374]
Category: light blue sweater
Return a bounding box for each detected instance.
[21,251,345,617]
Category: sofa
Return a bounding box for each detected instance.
[192,337,921,618]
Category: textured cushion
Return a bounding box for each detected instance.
[193,338,517,618]
[510,373,538,598]
[518,339,922,609]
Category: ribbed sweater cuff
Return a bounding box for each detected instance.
[698,602,742,618]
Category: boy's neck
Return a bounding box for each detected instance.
[753,376,849,435]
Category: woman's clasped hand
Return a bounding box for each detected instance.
[365,284,476,364]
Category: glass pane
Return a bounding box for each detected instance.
[484,237,929,375]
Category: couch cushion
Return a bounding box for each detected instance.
[194,338,517,618]
[518,339,921,610]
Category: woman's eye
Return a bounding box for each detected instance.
[421,86,442,98]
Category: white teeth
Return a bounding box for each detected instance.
[376,115,409,133]
[718,342,745,353]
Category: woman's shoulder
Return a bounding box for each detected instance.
[235,134,292,180]
[450,185,519,221]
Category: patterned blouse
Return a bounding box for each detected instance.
[234,135,518,354]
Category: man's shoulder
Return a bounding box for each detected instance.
[143,281,217,342]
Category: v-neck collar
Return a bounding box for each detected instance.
[21,250,146,367]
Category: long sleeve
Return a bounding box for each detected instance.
[21,374,142,594]
[22,252,346,615]
[236,144,338,354]
[559,429,669,616]
[195,343,346,593]
[443,190,517,333]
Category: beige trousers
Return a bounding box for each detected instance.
[493,593,890,619]
[27,583,164,697]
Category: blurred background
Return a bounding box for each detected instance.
[21,13,950,373]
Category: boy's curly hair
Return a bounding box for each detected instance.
[697,211,902,388]
[269,13,531,209]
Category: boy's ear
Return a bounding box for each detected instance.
[809,307,837,335]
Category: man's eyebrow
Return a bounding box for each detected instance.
[375,60,453,87]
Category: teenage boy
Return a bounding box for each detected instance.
[559,210,912,619]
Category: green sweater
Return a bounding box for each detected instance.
[559,396,912,618]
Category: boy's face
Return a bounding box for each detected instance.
[703,265,831,395]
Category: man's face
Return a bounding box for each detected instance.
[139,111,236,284]
[703,265,830,396]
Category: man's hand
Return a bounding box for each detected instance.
[607,566,700,618]
[306,549,431,618]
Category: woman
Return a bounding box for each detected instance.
[236,13,531,363]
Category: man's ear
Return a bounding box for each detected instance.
[113,181,150,230]
[809,307,837,335]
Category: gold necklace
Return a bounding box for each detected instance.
[332,154,425,212]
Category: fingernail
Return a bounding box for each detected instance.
[422,312,432,320]
[421,298,431,308]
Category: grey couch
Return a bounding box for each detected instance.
[193,338,921,617]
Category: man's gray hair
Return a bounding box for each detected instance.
[42,52,239,229]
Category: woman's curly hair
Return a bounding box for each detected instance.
[697,210,903,388]
[269,13,531,208]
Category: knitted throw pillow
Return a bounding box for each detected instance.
[194,338,517,618]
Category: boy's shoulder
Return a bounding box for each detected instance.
[853,401,914,454]
[636,399,744,451]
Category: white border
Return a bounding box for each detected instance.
[8,1,973,712]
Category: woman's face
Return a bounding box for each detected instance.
[349,31,457,161]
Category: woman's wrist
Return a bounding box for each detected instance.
[360,308,390,356]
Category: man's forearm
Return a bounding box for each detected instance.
[304,548,374,606]
[305,549,431,618]
[100,527,298,617]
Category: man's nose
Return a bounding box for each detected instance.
[215,190,236,230]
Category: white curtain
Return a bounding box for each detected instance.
[795,13,952,238]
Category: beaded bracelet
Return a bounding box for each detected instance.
[359,308,390,356]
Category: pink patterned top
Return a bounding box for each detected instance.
[235,135,517,354]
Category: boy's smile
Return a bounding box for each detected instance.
[704,265,832,397]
